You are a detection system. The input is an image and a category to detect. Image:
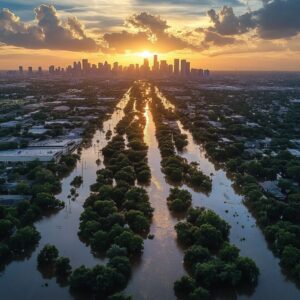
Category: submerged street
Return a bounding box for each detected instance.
[1,82,300,300]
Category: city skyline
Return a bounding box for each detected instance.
[1,1,300,71]
[12,55,210,79]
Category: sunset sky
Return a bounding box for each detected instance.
[1,0,300,71]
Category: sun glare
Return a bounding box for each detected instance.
[138,50,153,59]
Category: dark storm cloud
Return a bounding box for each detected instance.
[253,0,300,39]
[206,0,300,39]
[0,4,99,51]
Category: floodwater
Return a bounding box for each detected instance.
[0,89,131,300]
[1,82,300,300]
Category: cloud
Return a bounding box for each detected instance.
[126,12,169,34]
[0,4,99,52]
[134,0,244,6]
[205,0,300,40]
[103,12,197,53]
[207,6,254,35]
[200,30,237,47]
[253,0,300,39]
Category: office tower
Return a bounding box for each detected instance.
[180,60,186,76]
[153,55,159,72]
[49,65,55,74]
[186,62,190,76]
[113,62,119,70]
[112,62,119,75]
[103,61,111,73]
[168,64,173,75]
[19,66,23,74]
[77,61,82,71]
[204,69,210,77]
[82,59,89,72]
[143,59,150,74]
[38,67,42,74]
[198,69,204,77]
[98,63,103,72]
[191,68,198,78]
[160,60,168,75]
[73,61,77,71]
[28,66,33,74]
[174,59,179,76]
[143,58,149,68]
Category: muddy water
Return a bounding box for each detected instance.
[0,89,131,300]
[155,87,300,300]
[1,83,300,300]
[125,101,185,299]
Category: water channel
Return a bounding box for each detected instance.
[1,82,300,300]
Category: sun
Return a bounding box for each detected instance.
[138,50,153,59]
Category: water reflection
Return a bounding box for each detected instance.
[125,95,185,300]
[1,84,300,300]
[155,86,300,300]
[0,89,132,300]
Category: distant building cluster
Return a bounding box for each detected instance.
[14,55,210,79]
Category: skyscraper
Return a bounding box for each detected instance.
[180,60,186,77]
[174,59,179,76]
[49,65,55,74]
[28,67,33,74]
[19,66,23,74]
[153,55,159,72]
[82,59,89,72]
[186,62,190,76]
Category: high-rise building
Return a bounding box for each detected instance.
[28,67,33,74]
[153,55,159,72]
[19,66,23,74]
[160,60,168,75]
[168,64,173,75]
[38,67,42,74]
[174,59,179,76]
[203,69,210,77]
[186,62,190,76]
[144,58,149,68]
[82,59,89,72]
[49,65,55,74]
[180,60,186,76]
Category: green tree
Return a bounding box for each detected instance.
[107,244,128,259]
[236,257,259,284]
[219,243,240,262]
[0,219,14,237]
[174,276,196,295]
[194,224,223,251]
[91,230,109,252]
[55,257,72,276]
[125,210,150,233]
[189,287,210,300]
[37,244,59,265]
[108,256,131,277]
[184,245,211,268]
[9,226,40,252]
[114,231,143,255]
